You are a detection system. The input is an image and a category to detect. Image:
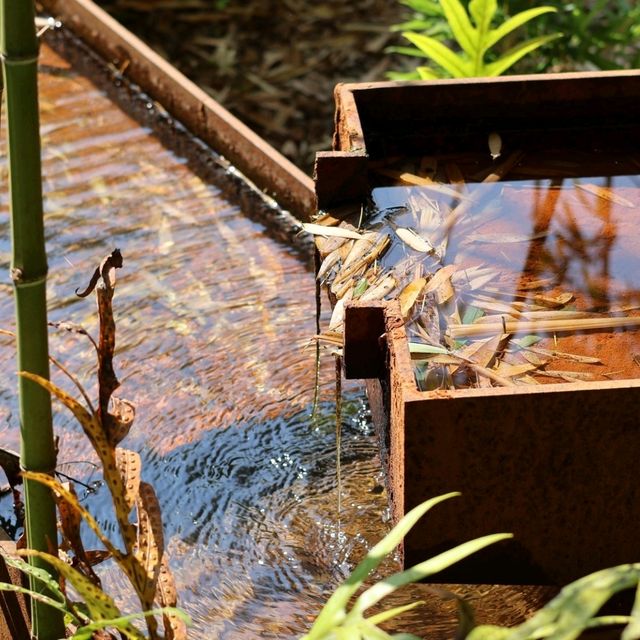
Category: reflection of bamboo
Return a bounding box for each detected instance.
[443,150,525,233]
[449,315,640,338]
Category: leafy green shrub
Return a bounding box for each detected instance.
[388,0,561,79]
[389,0,640,78]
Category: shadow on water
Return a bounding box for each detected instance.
[0,43,390,637]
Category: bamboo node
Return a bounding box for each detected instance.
[10,268,47,287]
[0,52,39,66]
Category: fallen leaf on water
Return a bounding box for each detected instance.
[359,275,396,301]
[342,231,379,269]
[423,265,457,295]
[575,182,634,208]
[399,277,427,318]
[302,222,362,240]
[524,345,602,364]
[466,231,548,244]
[393,226,434,253]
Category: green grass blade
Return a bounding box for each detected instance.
[0,581,73,618]
[622,583,640,639]
[366,601,424,626]
[350,533,512,617]
[485,34,562,76]
[71,607,190,640]
[399,0,442,16]
[304,493,460,638]
[467,625,511,640]
[0,546,65,602]
[484,7,558,51]
[440,0,477,57]
[469,0,497,34]
[416,66,442,79]
[401,32,470,77]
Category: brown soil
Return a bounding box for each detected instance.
[97,0,410,173]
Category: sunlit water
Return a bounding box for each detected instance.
[366,167,640,389]
[0,44,390,637]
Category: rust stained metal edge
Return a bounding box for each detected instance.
[37,0,316,221]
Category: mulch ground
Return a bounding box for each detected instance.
[98,0,411,173]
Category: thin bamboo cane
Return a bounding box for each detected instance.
[448,315,640,339]
[1,3,65,638]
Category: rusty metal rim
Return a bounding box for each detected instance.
[37,0,316,221]
[334,69,640,155]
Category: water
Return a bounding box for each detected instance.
[316,150,640,391]
[0,43,390,637]
[371,172,640,388]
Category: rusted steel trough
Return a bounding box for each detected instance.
[316,72,640,588]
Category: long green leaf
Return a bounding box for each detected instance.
[469,0,497,34]
[402,32,470,77]
[366,601,424,626]
[0,546,65,603]
[484,7,558,51]
[468,0,498,73]
[303,493,460,638]
[21,550,147,640]
[71,607,190,640]
[416,66,442,80]
[485,33,562,76]
[440,0,477,57]
[622,583,640,640]
[349,533,512,617]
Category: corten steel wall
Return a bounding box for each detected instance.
[320,72,640,585]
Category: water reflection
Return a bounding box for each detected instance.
[367,171,640,388]
[0,44,389,637]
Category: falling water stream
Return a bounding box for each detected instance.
[0,43,392,638]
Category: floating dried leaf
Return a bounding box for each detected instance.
[423,265,457,296]
[524,345,602,364]
[359,275,396,301]
[302,222,362,240]
[393,226,434,253]
[466,231,548,244]
[399,277,427,318]
[342,231,379,269]
[575,182,634,208]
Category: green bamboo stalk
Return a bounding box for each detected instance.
[0,2,65,638]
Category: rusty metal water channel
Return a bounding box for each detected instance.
[0,37,392,638]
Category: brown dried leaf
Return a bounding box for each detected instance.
[116,448,141,514]
[135,482,165,610]
[399,277,426,318]
[157,556,186,640]
[108,397,136,446]
[56,482,101,585]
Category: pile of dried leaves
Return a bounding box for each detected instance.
[98,0,409,172]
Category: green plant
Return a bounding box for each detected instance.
[0,546,189,639]
[302,492,512,639]
[390,0,561,79]
[502,0,640,72]
[304,492,640,640]
[1,251,189,638]
[389,0,640,77]
[1,1,65,636]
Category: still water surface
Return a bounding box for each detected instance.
[0,44,389,637]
